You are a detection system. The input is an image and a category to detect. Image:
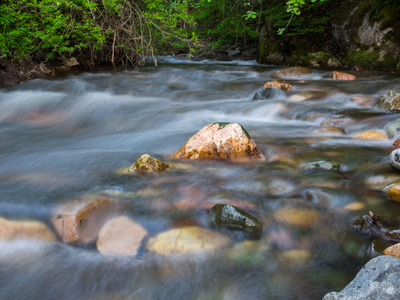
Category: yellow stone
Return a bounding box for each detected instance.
[274,207,321,228]
[388,184,400,202]
[341,202,365,211]
[352,131,389,140]
[0,217,57,242]
[146,226,231,256]
[280,249,312,264]
[384,243,400,259]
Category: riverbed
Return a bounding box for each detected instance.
[1,56,400,299]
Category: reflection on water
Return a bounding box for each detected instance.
[1,57,400,299]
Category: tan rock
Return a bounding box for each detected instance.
[279,249,312,264]
[97,216,148,256]
[320,118,353,129]
[271,67,312,79]
[274,207,321,228]
[146,226,231,256]
[331,71,357,80]
[172,123,264,162]
[133,154,170,172]
[51,196,126,244]
[384,243,400,259]
[0,217,57,242]
[289,93,313,102]
[312,126,346,135]
[388,184,400,202]
[393,137,400,148]
[352,131,389,140]
[350,95,376,107]
[263,80,293,91]
[341,202,365,211]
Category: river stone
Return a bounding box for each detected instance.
[331,71,357,80]
[352,131,389,140]
[263,80,293,91]
[0,217,57,242]
[133,154,170,172]
[323,255,400,300]
[172,123,265,162]
[376,91,400,111]
[51,196,126,244]
[146,226,231,256]
[252,87,284,100]
[385,119,400,138]
[96,216,148,256]
[270,66,312,79]
[389,149,400,171]
[274,207,321,228]
[350,95,376,107]
[209,204,263,239]
[320,118,353,130]
[387,184,400,202]
[312,126,346,135]
[384,243,400,259]
[393,137,400,148]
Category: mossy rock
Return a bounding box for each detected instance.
[376,91,400,111]
[118,154,171,174]
[208,204,263,239]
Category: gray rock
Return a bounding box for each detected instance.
[323,255,400,300]
[228,49,240,56]
[252,87,284,100]
[385,119,400,138]
[376,91,400,111]
[389,149,400,171]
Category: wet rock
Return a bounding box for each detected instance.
[209,204,263,239]
[393,137,400,148]
[279,249,312,265]
[383,243,400,259]
[365,173,400,190]
[331,71,357,80]
[350,95,376,107]
[389,149,400,171]
[323,255,400,300]
[264,177,297,197]
[289,92,313,102]
[270,66,312,79]
[376,91,400,111]
[385,119,400,138]
[172,123,265,162]
[263,80,293,91]
[226,239,269,264]
[274,207,321,228]
[146,226,231,256]
[301,160,341,172]
[96,216,148,256]
[119,154,170,173]
[387,184,400,202]
[51,196,126,244]
[352,131,389,140]
[320,118,353,130]
[312,126,346,135]
[252,87,284,100]
[341,202,365,211]
[0,217,57,242]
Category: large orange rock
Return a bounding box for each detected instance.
[172,123,264,162]
[0,217,57,242]
[331,71,357,80]
[51,196,126,244]
[271,67,311,79]
[384,243,400,259]
[96,216,148,256]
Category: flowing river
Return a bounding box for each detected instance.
[1,56,400,299]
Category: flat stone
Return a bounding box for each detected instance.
[271,67,312,79]
[352,131,389,140]
[331,71,357,80]
[289,93,313,102]
[172,123,265,162]
[51,196,126,244]
[263,80,293,91]
[312,126,346,135]
[323,255,400,300]
[274,207,321,228]
[0,217,57,242]
[146,226,231,256]
[97,216,148,256]
[320,118,353,130]
[350,95,376,107]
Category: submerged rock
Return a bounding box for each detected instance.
[352,131,389,140]
[389,149,400,171]
[274,207,321,228]
[323,255,400,300]
[263,80,293,91]
[208,204,263,239]
[331,71,357,80]
[270,66,312,79]
[146,226,231,256]
[51,196,126,244]
[118,154,170,174]
[350,95,376,107]
[376,91,400,111]
[172,123,265,162]
[0,217,57,242]
[97,216,148,257]
[385,119,400,138]
[252,87,284,100]
[320,118,353,130]
[387,184,400,202]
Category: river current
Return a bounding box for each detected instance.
[1,57,400,299]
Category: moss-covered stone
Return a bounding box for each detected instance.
[209,204,263,239]
[376,90,400,111]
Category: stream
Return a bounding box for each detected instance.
[1,56,400,299]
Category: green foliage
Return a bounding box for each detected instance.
[0,0,106,60]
